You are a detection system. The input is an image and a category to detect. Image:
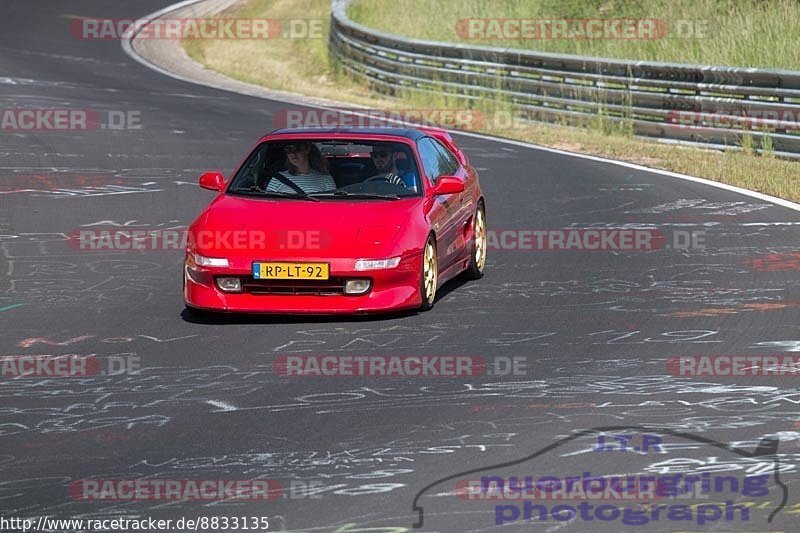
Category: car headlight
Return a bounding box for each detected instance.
[187,252,229,268]
[354,257,401,271]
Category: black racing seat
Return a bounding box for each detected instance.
[332,161,368,187]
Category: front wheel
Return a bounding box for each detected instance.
[464,203,486,280]
[419,235,438,311]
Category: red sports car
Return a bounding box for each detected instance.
[184,127,486,314]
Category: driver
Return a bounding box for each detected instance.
[370,147,418,192]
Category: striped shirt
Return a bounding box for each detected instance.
[266,171,336,194]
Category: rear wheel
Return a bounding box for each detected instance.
[464,203,486,280]
[419,235,438,311]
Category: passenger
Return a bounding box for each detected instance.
[267,142,335,194]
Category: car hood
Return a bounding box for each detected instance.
[192,194,421,258]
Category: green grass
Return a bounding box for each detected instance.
[183,0,332,94]
[181,0,800,202]
[350,0,800,69]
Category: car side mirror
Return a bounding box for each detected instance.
[199,171,226,192]
[432,176,465,196]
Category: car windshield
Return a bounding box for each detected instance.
[227,139,422,199]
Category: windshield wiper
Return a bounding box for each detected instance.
[230,187,319,201]
[311,191,401,200]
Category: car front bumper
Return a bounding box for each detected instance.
[184,252,422,314]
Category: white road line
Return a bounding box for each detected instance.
[206,399,238,412]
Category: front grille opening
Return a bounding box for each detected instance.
[239,277,349,296]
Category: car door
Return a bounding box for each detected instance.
[417,137,462,272]
[430,138,472,263]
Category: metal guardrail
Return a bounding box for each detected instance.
[329,0,800,158]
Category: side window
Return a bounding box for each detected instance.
[431,139,460,175]
[230,143,268,189]
[417,138,445,183]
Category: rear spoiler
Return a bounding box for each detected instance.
[418,126,468,166]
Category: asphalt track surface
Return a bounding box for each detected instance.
[2,2,800,532]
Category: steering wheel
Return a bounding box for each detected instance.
[256,168,283,190]
[363,174,391,183]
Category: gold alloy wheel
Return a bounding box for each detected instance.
[423,239,437,305]
[474,207,486,271]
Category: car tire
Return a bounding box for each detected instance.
[464,203,487,280]
[419,235,438,311]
